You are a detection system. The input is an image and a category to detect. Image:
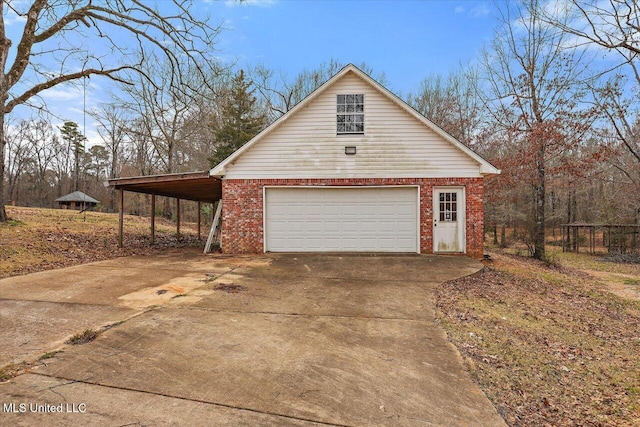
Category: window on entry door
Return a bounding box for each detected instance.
[439,192,457,222]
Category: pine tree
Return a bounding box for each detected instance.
[59,121,86,192]
[209,70,265,167]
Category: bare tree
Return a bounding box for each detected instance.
[543,1,640,83]
[0,0,222,221]
[252,60,388,123]
[123,116,159,177]
[4,118,28,203]
[590,79,640,207]
[408,65,485,146]
[251,65,299,122]
[592,76,640,163]
[118,57,218,176]
[482,0,595,260]
[91,103,128,210]
[23,120,59,206]
[542,0,640,224]
[118,57,223,217]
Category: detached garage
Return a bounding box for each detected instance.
[210,64,499,257]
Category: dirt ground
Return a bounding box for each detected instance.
[583,269,640,301]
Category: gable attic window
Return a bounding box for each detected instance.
[337,94,364,134]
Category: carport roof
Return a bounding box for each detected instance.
[106,171,221,203]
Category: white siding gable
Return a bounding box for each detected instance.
[222,71,483,179]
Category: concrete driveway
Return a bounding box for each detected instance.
[0,250,505,426]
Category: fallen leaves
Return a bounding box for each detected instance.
[1,206,204,279]
[436,253,640,427]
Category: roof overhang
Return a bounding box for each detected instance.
[106,171,221,203]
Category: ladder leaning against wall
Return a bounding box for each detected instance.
[204,201,222,254]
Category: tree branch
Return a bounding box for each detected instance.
[4,0,47,89]
[6,65,136,113]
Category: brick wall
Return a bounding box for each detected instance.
[221,178,485,258]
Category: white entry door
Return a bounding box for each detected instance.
[433,188,465,253]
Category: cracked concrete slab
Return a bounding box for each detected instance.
[0,249,241,367]
[0,300,137,367]
[182,254,481,319]
[0,250,220,306]
[34,306,503,426]
[1,374,328,426]
[0,252,505,426]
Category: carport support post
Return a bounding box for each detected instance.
[118,189,124,248]
[197,201,201,240]
[176,198,181,237]
[151,194,156,245]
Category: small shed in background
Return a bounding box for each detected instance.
[55,191,100,211]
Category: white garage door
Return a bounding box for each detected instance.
[264,187,418,252]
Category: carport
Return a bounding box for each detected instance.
[106,171,222,251]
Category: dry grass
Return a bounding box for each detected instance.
[0,206,204,278]
[65,329,100,345]
[436,252,640,426]
[549,248,640,273]
[0,361,30,382]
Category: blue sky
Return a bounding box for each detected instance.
[8,0,499,145]
[207,0,496,96]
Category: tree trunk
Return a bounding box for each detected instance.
[109,156,118,211]
[566,190,572,251]
[0,11,9,222]
[533,145,546,260]
[74,143,80,192]
[0,110,7,222]
[8,176,18,205]
[163,196,171,219]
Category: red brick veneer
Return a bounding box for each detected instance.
[221,178,484,258]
